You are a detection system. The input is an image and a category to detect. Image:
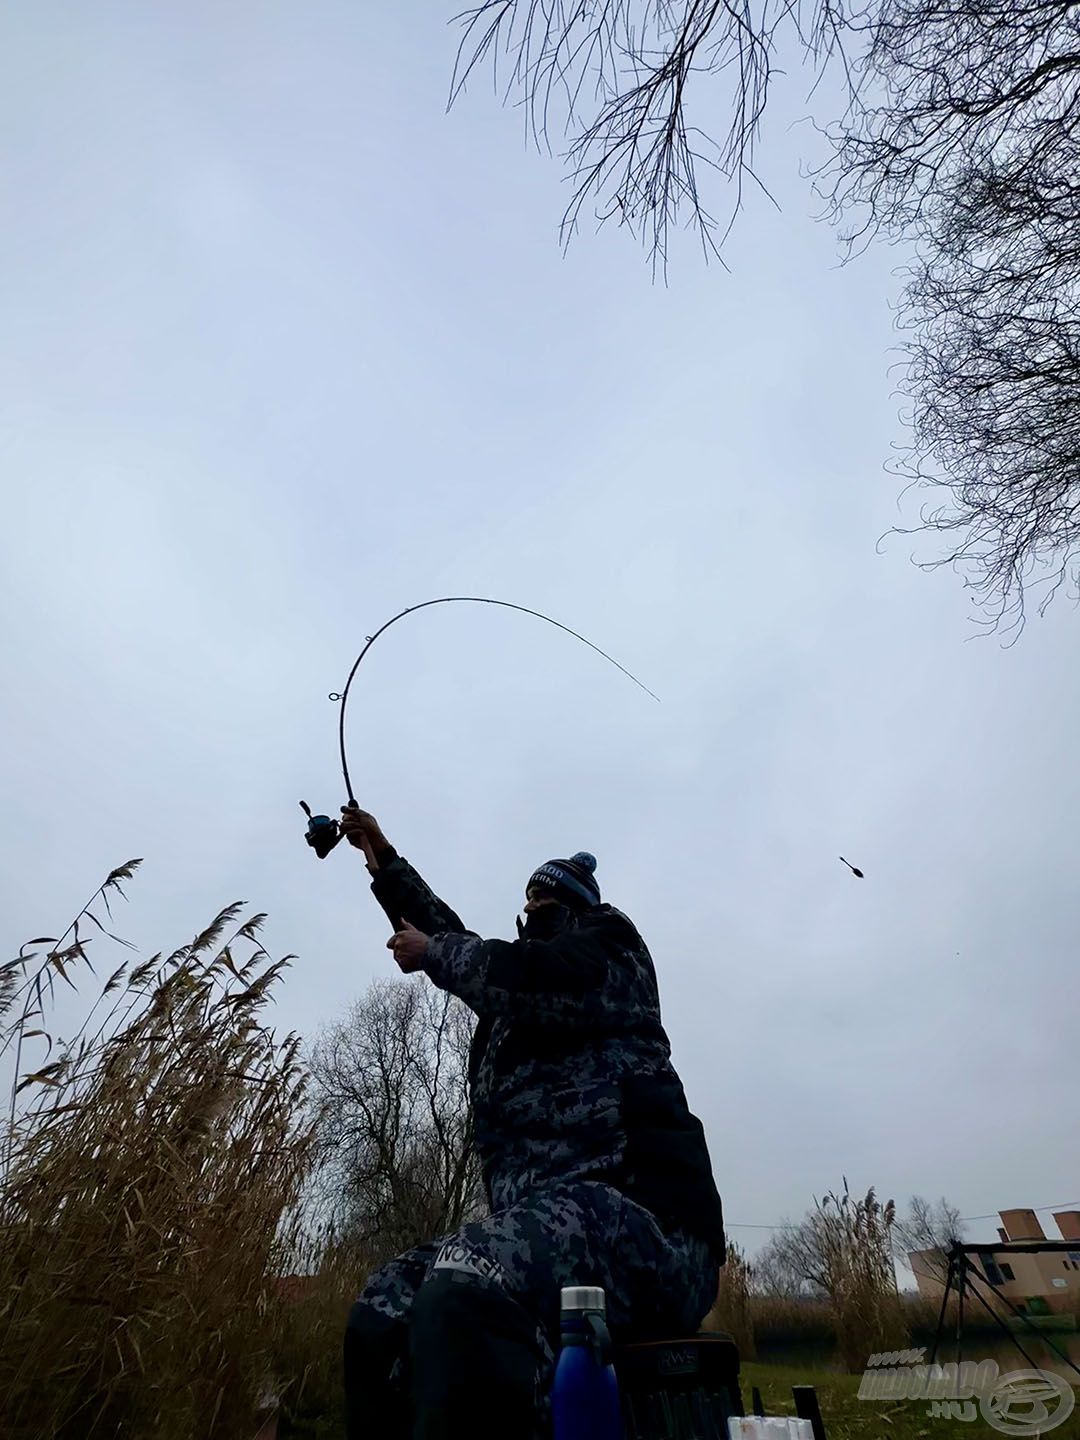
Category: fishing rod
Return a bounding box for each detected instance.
[299,596,659,860]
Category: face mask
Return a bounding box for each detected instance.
[517,903,573,942]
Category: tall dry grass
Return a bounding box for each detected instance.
[751,1296,838,1352]
[1,863,315,1440]
[702,1238,756,1357]
[813,1182,907,1370]
[269,1229,391,1437]
[744,1291,1001,1361]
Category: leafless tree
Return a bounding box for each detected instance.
[452,0,1080,626]
[824,0,1080,630]
[752,1227,830,1299]
[308,979,485,1257]
[450,0,849,267]
[892,1193,964,1282]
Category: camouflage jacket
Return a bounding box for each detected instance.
[369,852,725,1257]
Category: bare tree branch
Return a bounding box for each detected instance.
[821,0,1080,629]
[450,0,852,269]
[892,1193,964,1283]
[443,0,1080,621]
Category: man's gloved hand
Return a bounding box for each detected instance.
[339,807,393,870]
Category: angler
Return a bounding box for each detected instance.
[338,808,725,1440]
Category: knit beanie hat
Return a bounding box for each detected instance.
[526,852,601,911]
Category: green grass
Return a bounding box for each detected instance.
[743,1361,1080,1440]
[281,1361,1080,1439]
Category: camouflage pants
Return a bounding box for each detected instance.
[344,1180,717,1439]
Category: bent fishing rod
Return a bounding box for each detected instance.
[299,596,659,860]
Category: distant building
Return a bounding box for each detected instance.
[910,1209,1080,1314]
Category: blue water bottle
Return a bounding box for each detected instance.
[553,1285,623,1440]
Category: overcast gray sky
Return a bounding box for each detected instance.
[2,2,1077,1258]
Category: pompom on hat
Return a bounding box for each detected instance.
[526,852,601,910]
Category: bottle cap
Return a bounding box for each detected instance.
[560,1285,606,1314]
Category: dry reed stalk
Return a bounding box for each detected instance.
[814,1181,907,1371]
[1,866,315,1440]
[702,1238,756,1357]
